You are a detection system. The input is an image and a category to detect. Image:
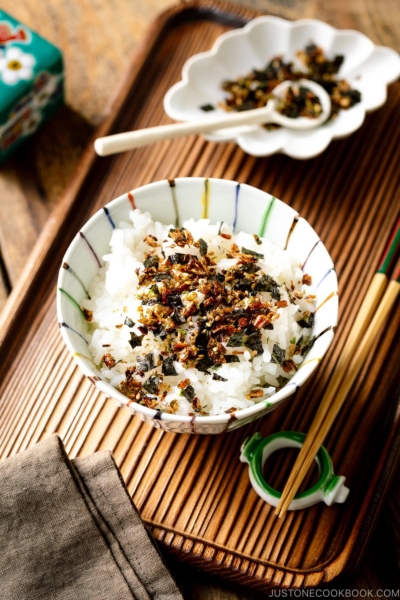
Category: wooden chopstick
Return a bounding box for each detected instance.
[275,220,400,517]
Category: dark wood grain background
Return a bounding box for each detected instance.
[0,0,398,597]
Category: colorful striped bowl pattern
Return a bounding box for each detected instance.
[57,178,339,434]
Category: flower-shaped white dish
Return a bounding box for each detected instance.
[164,17,400,159]
[57,178,338,435]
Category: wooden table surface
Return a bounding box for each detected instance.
[0,0,398,597]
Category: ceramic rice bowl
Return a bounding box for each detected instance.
[57,178,338,434]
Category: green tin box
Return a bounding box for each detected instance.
[0,11,64,165]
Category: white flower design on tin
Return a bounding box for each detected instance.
[0,47,35,85]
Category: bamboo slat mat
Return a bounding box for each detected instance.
[0,1,399,591]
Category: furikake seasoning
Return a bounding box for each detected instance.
[215,43,361,125]
[91,224,316,416]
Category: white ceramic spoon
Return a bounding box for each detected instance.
[94,79,331,156]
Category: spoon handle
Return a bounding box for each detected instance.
[94,102,275,156]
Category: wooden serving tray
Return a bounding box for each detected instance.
[0,0,399,592]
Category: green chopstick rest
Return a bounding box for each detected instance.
[0,10,64,165]
[240,431,349,510]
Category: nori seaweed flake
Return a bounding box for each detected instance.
[143,374,162,394]
[166,292,183,308]
[150,284,160,295]
[172,308,186,325]
[227,330,263,355]
[341,89,361,103]
[227,331,247,347]
[245,331,263,355]
[200,103,215,112]
[232,308,247,317]
[225,355,240,363]
[169,253,188,265]
[212,372,228,382]
[305,43,317,52]
[297,312,314,329]
[254,274,281,300]
[141,284,161,306]
[271,343,285,365]
[141,298,159,306]
[154,272,172,281]
[276,86,322,119]
[137,352,155,372]
[181,384,195,402]
[162,357,178,376]
[195,331,209,349]
[124,317,135,328]
[209,272,225,282]
[155,325,168,340]
[129,333,143,349]
[301,335,316,356]
[241,263,260,274]
[199,238,208,257]
[241,247,264,260]
[233,280,253,292]
[196,356,214,373]
[143,255,159,269]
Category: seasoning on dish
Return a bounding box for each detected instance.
[216,43,361,124]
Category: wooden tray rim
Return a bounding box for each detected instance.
[0,0,398,588]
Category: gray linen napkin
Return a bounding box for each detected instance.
[0,435,183,600]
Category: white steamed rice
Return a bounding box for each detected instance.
[82,209,315,416]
